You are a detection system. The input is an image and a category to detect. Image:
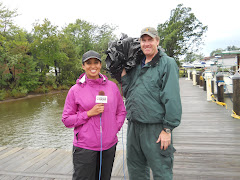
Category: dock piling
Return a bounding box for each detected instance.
[232,72,240,116]
[216,73,224,102]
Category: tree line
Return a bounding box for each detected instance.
[0,3,208,100]
[0,2,118,100]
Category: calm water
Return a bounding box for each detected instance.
[0,92,127,150]
[0,92,74,150]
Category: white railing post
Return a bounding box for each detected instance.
[192,70,197,86]
[205,70,213,101]
[187,70,191,80]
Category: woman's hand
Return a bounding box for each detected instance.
[87,104,104,117]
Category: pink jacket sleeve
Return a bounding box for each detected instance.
[62,88,90,128]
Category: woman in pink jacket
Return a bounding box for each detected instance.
[62,50,127,180]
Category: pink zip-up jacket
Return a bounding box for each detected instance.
[62,73,126,151]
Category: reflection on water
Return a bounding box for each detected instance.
[0,92,127,150]
[0,92,73,150]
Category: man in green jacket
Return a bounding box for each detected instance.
[121,27,182,180]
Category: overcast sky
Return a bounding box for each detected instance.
[1,0,240,56]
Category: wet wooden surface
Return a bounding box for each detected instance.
[173,78,240,180]
[1,78,240,179]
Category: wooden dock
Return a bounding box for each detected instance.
[1,78,240,179]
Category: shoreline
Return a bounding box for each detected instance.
[0,90,68,103]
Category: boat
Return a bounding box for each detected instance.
[181,62,194,68]
[192,61,206,68]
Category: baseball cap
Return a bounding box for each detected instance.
[82,50,101,63]
[140,27,158,38]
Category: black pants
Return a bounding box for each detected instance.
[72,144,117,180]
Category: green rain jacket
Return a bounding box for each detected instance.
[122,50,182,130]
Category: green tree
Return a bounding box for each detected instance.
[157,4,208,62]
[210,48,224,57]
[226,46,240,51]
[31,19,67,84]
[210,46,240,57]
[184,53,196,62]
[62,20,117,84]
[3,26,40,91]
[0,2,36,90]
[0,2,18,34]
[15,54,40,92]
[184,52,205,62]
[58,32,81,86]
[92,24,117,77]
[63,19,95,58]
[0,31,8,88]
[0,2,18,88]
[61,19,96,85]
[93,24,117,54]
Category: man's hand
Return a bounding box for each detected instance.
[121,68,126,77]
[156,130,171,150]
[87,104,104,117]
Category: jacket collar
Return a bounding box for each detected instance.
[79,73,106,84]
[141,50,163,68]
[147,50,162,67]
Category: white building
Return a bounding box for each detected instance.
[214,50,240,67]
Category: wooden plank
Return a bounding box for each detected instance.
[173,167,240,178]
[112,150,128,178]
[173,174,238,180]
[3,148,48,171]
[57,156,73,174]
[171,78,240,179]
[0,148,27,170]
[0,147,10,157]
[0,146,7,153]
[44,149,72,174]
[0,170,71,179]
[45,149,72,174]
[1,148,30,170]
[0,174,18,180]
[24,148,58,172]
[0,147,23,160]
[14,148,57,172]
[112,150,124,176]
[35,149,70,173]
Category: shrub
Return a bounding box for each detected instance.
[45,75,56,86]
[11,87,28,98]
[57,84,70,90]
[33,85,49,94]
[0,89,7,101]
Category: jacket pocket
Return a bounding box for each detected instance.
[76,132,79,141]
[75,124,89,143]
[159,144,176,157]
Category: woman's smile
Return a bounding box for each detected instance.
[82,58,102,79]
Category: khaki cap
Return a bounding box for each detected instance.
[140,27,158,38]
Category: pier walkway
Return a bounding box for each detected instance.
[1,78,240,179]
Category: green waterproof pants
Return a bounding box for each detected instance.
[126,121,175,180]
